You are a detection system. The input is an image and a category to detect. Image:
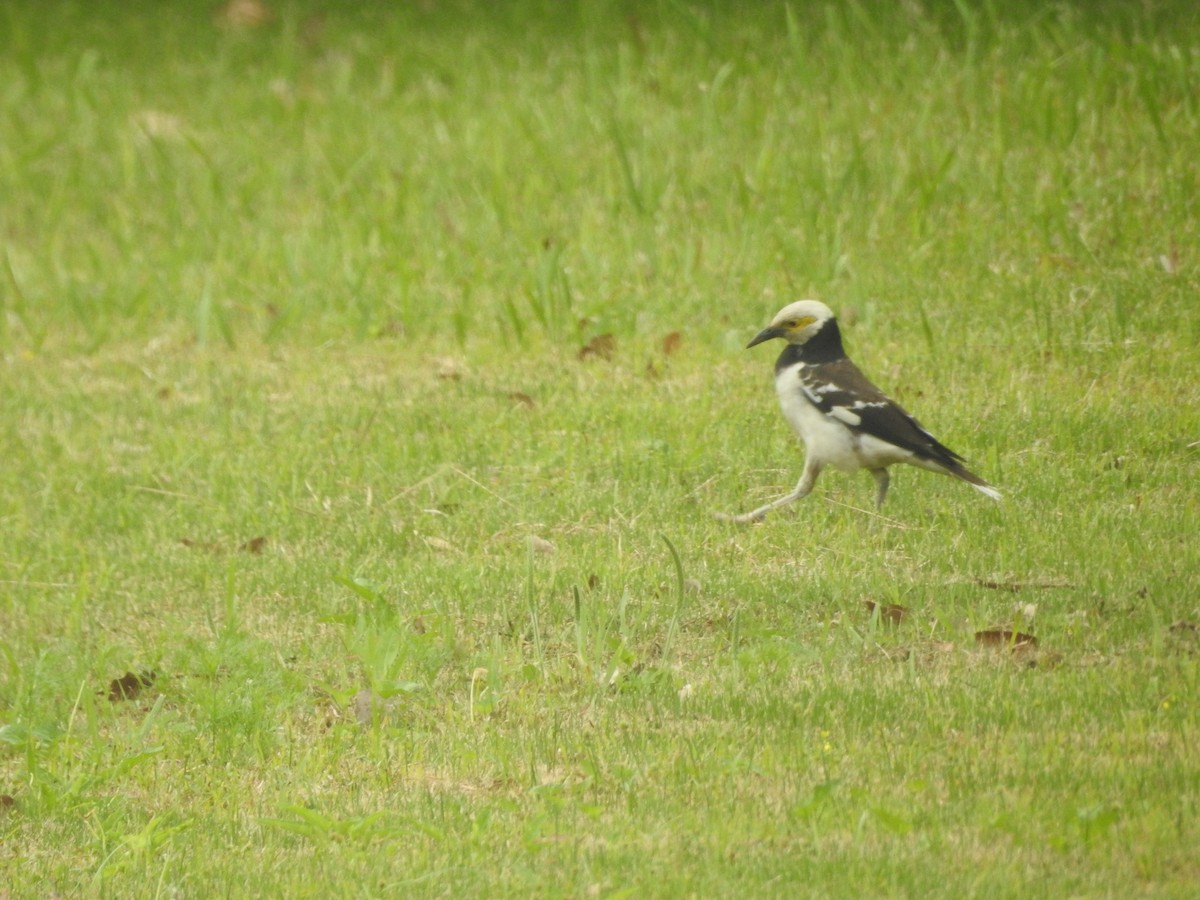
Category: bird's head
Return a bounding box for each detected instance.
[746,300,835,348]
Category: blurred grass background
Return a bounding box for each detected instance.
[3,0,1196,352]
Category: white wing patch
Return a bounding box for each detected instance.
[827,397,899,428]
[798,369,890,429]
[829,406,862,426]
[800,383,825,407]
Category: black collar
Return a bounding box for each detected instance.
[775,319,846,371]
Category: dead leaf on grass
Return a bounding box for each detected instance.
[975,628,1038,650]
[107,670,157,702]
[239,536,268,554]
[578,333,616,361]
[0,794,15,812]
[661,331,683,356]
[507,391,535,408]
[864,600,908,625]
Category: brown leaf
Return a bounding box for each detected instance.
[974,629,1038,649]
[578,333,616,361]
[587,573,600,590]
[507,391,535,408]
[661,331,683,356]
[108,670,157,702]
[0,794,14,811]
[864,600,908,625]
[239,536,268,554]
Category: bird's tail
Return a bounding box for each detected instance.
[952,465,1001,501]
[970,481,1002,501]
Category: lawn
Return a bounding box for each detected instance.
[2,0,1199,896]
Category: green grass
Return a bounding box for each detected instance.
[3,0,1199,896]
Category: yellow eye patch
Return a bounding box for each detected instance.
[787,315,817,330]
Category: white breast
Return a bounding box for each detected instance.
[774,366,915,472]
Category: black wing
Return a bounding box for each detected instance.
[798,359,966,468]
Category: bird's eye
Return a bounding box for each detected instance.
[783,320,799,329]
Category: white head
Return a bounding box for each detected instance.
[746,300,836,348]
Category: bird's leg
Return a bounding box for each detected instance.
[870,468,890,509]
[717,461,821,524]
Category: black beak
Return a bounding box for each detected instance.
[746,326,784,349]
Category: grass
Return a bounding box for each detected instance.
[2,0,1199,895]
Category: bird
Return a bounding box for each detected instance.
[721,299,1000,523]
